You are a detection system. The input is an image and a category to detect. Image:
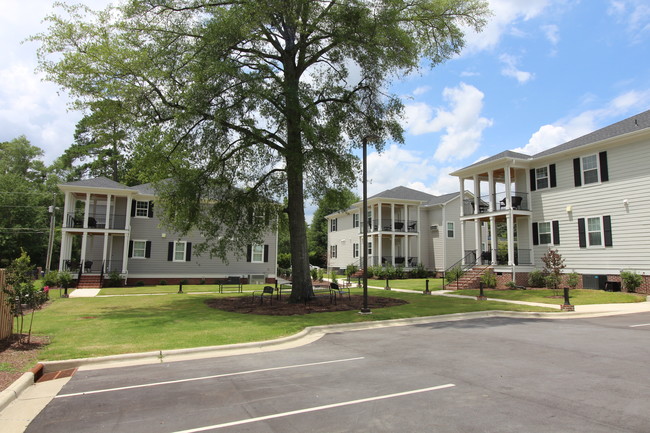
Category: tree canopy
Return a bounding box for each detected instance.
[34,0,489,301]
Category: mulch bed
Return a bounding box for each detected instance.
[0,335,49,392]
[206,294,408,315]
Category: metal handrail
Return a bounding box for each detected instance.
[442,250,477,289]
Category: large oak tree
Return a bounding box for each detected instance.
[34,0,489,302]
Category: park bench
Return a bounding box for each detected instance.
[329,282,350,305]
[252,286,274,304]
[219,276,243,293]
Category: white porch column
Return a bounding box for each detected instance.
[378,233,383,266]
[125,197,133,230]
[84,193,91,228]
[122,233,130,274]
[490,216,497,265]
[473,174,480,214]
[391,203,395,231]
[102,233,109,271]
[391,234,395,266]
[488,170,495,211]
[105,193,112,229]
[460,220,466,265]
[475,220,481,261]
[504,166,512,209]
[378,202,382,231]
[405,233,410,266]
[506,214,514,266]
[81,232,88,266]
[459,177,465,217]
[528,216,535,265]
[63,191,72,227]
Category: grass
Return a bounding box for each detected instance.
[366,278,445,291]
[98,284,269,296]
[455,288,646,305]
[31,287,555,361]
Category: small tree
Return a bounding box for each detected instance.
[620,270,642,293]
[528,270,547,288]
[566,272,580,290]
[42,270,59,288]
[541,248,565,295]
[57,271,74,296]
[480,269,497,288]
[445,266,464,285]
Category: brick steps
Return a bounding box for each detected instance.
[448,266,491,290]
[77,275,102,289]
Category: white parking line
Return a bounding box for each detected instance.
[629,323,650,328]
[172,384,456,433]
[55,357,364,398]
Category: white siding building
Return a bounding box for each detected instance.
[451,109,650,293]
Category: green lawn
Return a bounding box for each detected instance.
[455,288,646,305]
[98,284,268,296]
[32,287,555,361]
[364,278,445,291]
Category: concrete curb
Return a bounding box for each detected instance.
[1,307,645,413]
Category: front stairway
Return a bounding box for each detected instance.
[77,274,102,289]
[448,265,491,290]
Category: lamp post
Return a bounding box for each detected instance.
[360,135,378,314]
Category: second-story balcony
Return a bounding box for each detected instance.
[369,219,418,233]
[463,191,529,216]
[66,212,128,230]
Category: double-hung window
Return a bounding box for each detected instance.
[582,155,599,185]
[536,167,549,189]
[538,222,552,245]
[353,243,359,258]
[251,244,264,263]
[330,245,337,258]
[132,240,147,258]
[587,217,602,246]
[330,218,338,232]
[135,201,149,217]
[446,222,455,238]
[578,216,612,248]
[353,213,359,228]
[174,241,187,261]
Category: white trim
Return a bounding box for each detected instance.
[581,154,601,186]
[535,166,550,190]
[173,241,188,262]
[131,239,148,259]
[251,244,264,263]
[586,215,605,248]
[446,221,455,239]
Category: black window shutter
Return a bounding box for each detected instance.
[128,240,133,258]
[599,151,609,182]
[532,223,539,246]
[529,169,536,191]
[168,242,174,261]
[578,218,586,248]
[148,201,154,218]
[145,241,152,258]
[552,220,560,245]
[573,158,582,187]
[603,216,613,246]
[131,200,136,217]
[550,164,557,188]
[246,245,252,262]
[263,245,269,262]
[247,209,253,225]
[186,242,192,261]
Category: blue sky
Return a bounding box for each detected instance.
[1,0,649,207]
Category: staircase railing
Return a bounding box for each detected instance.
[99,261,105,288]
[442,251,477,289]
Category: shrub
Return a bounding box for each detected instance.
[528,270,547,288]
[566,272,580,290]
[621,270,643,293]
[394,266,405,280]
[541,248,565,281]
[345,265,358,279]
[179,279,189,285]
[107,271,123,287]
[445,266,463,284]
[410,264,428,278]
[277,253,291,270]
[200,279,206,285]
[159,280,167,285]
[43,270,59,287]
[310,268,318,281]
[317,268,324,281]
[136,281,145,286]
[329,271,338,284]
[365,266,374,279]
[545,274,561,296]
[480,269,497,288]
[505,280,518,290]
[57,271,74,290]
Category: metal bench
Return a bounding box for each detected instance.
[252,286,274,304]
[219,276,243,293]
[329,282,350,305]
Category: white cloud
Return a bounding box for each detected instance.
[499,53,534,84]
[463,0,553,53]
[608,0,650,42]
[513,89,650,155]
[541,24,560,45]
[413,86,431,96]
[404,83,493,162]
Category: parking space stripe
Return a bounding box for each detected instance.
[55,357,364,399]
[171,383,456,433]
[629,323,650,328]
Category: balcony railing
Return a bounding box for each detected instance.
[367,256,419,267]
[480,248,532,266]
[66,213,127,229]
[463,191,530,215]
[369,219,418,232]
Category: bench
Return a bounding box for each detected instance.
[219,276,243,293]
[329,282,350,305]
[252,286,274,304]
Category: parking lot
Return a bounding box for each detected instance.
[21,313,650,432]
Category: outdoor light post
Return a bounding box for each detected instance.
[360,135,377,314]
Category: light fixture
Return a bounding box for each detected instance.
[161,233,167,238]
[565,205,572,213]
[623,199,629,206]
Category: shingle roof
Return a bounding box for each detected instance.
[424,191,459,206]
[131,182,156,195]
[369,186,438,202]
[459,150,531,171]
[60,176,134,190]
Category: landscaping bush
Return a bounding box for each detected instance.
[480,269,497,288]
[409,264,429,278]
[621,270,642,293]
[345,264,358,279]
[394,266,405,280]
[136,281,145,286]
[277,253,291,270]
[159,280,167,285]
[316,268,324,281]
[545,274,561,296]
[528,270,547,288]
[179,279,189,285]
[505,280,518,290]
[106,271,123,287]
[310,268,318,281]
[329,271,338,284]
[445,266,463,284]
[57,271,73,291]
[566,272,580,290]
[43,270,59,288]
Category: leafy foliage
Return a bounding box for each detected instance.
[34,0,489,301]
[566,272,580,290]
[620,270,642,293]
[445,266,464,284]
[480,268,496,288]
[528,270,547,288]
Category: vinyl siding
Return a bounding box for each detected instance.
[327,212,359,270]
[531,138,650,273]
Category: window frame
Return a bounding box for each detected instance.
[251,244,265,263]
[330,244,337,259]
[135,200,149,218]
[173,241,187,262]
[538,222,552,245]
[353,213,359,228]
[535,166,549,190]
[581,154,600,186]
[586,216,603,247]
[132,240,147,259]
[446,221,455,239]
[353,242,359,258]
[330,218,338,232]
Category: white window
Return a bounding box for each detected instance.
[353,243,359,258]
[582,155,599,185]
[251,244,264,263]
[330,218,338,232]
[132,240,147,258]
[538,222,552,245]
[135,201,149,217]
[587,217,602,246]
[330,245,337,258]
[536,167,549,189]
[174,241,187,262]
[368,241,372,255]
[446,222,455,238]
[353,213,359,228]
